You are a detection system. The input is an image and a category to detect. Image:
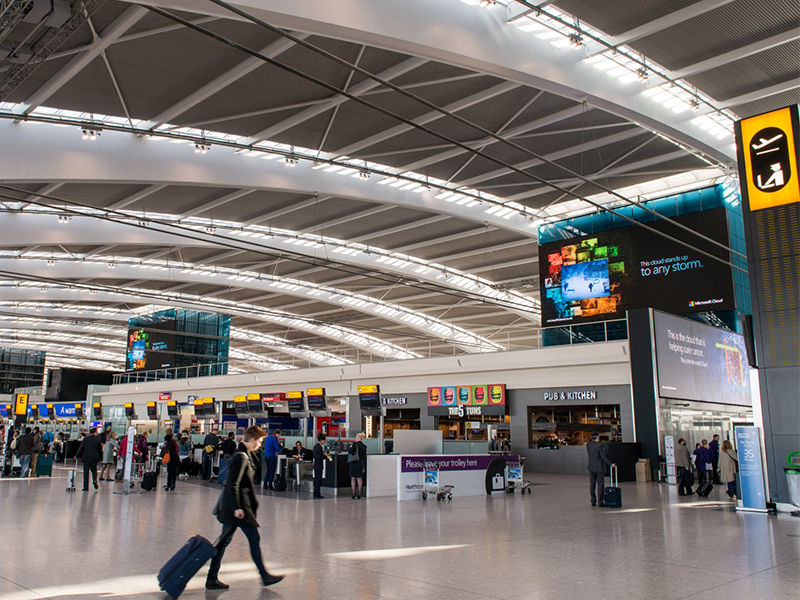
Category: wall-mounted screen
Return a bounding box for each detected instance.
[30,405,40,419]
[247,393,263,414]
[539,209,735,326]
[358,385,381,411]
[166,401,178,418]
[123,403,135,418]
[74,403,85,419]
[234,396,248,416]
[653,311,751,406]
[203,398,215,417]
[126,319,177,371]
[146,402,158,420]
[287,392,305,412]
[92,402,103,420]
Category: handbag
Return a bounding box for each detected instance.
[162,452,171,465]
[347,449,358,463]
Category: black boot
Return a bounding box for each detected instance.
[205,579,229,590]
[262,573,283,587]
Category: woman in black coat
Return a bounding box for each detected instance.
[348,433,367,499]
[206,426,283,591]
[161,432,180,491]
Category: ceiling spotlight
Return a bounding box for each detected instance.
[40,286,47,293]
[194,142,210,154]
[46,259,56,266]
[81,127,101,140]
[568,33,583,47]
[358,169,370,179]
[107,262,116,269]
[35,306,42,312]
[689,97,700,112]
[89,289,97,295]
[284,155,298,167]
[57,215,72,223]
[636,67,648,82]
[205,226,216,234]
[479,0,496,6]
[137,219,148,227]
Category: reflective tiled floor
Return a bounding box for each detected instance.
[0,467,797,599]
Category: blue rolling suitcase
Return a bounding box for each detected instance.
[158,535,217,598]
[604,465,622,508]
[217,458,230,486]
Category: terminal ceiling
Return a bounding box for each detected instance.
[0,0,796,373]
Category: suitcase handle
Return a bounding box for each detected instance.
[610,463,618,488]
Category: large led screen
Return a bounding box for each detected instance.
[653,311,751,406]
[126,319,177,371]
[538,209,735,326]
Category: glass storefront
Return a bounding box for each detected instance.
[658,406,753,449]
[527,404,621,448]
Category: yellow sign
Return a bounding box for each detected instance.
[193,399,204,406]
[306,388,325,397]
[203,398,214,405]
[124,402,134,409]
[92,402,101,408]
[147,401,156,407]
[738,106,799,211]
[234,395,246,403]
[286,391,303,399]
[246,393,260,400]
[358,385,378,395]
[14,393,28,416]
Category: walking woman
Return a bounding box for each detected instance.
[206,425,283,590]
[719,439,739,499]
[348,433,367,499]
[99,431,118,481]
[161,431,180,491]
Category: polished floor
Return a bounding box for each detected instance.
[0,466,797,600]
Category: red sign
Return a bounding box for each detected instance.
[158,393,171,402]
[261,393,285,406]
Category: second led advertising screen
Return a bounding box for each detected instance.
[538,209,735,326]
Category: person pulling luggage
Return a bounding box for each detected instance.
[206,425,283,590]
[75,427,103,491]
[586,432,615,507]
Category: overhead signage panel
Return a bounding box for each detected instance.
[427,384,506,415]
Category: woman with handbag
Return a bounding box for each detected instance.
[718,440,739,500]
[161,432,180,491]
[348,433,367,499]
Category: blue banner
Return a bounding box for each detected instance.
[735,426,767,511]
[0,403,79,418]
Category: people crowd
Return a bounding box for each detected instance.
[675,432,738,499]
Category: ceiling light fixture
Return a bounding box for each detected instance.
[81,127,101,140]
[285,155,298,167]
[636,67,648,82]
[46,259,56,266]
[568,33,584,47]
[194,142,210,153]
[57,215,72,223]
[479,0,496,7]
[359,168,370,179]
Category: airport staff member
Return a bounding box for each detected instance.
[76,427,103,491]
[313,433,327,499]
[202,428,220,480]
[262,429,282,490]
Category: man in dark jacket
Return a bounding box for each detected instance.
[220,431,237,458]
[313,433,327,499]
[206,426,283,590]
[17,427,35,478]
[202,428,219,480]
[586,432,615,507]
[709,434,720,483]
[76,427,103,491]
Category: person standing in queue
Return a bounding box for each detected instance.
[220,431,237,459]
[206,425,283,590]
[202,428,220,481]
[674,437,694,496]
[161,430,180,491]
[709,434,721,484]
[99,431,118,481]
[348,433,367,499]
[586,432,615,507]
[262,429,281,490]
[313,433,327,499]
[75,427,103,491]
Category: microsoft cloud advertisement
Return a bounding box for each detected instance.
[539,208,735,326]
[653,311,751,407]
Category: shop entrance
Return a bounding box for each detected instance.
[658,405,753,450]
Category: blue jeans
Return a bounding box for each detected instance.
[19,454,31,478]
[264,455,277,488]
[202,453,213,480]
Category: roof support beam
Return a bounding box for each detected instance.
[715,81,800,110]
[17,183,63,210]
[18,5,148,115]
[589,0,735,55]
[251,56,427,142]
[148,35,307,128]
[242,195,332,225]
[333,81,520,157]
[180,189,254,218]
[669,30,800,80]
[400,104,586,172]
[107,185,166,210]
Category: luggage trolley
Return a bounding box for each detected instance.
[505,456,531,494]
[421,461,454,502]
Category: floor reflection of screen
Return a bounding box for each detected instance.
[561,259,610,302]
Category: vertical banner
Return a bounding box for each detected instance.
[735,427,768,512]
[123,426,135,485]
[664,436,676,485]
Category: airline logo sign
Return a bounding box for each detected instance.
[427,384,506,415]
[737,105,799,211]
[358,385,379,395]
[158,393,171,402]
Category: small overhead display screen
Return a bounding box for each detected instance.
[358,385,381,411]
[286,391,305,412]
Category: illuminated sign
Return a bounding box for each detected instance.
[737,105,800,211]
[358,385,379,395]
[286,391,305,412]
[74,403,85,418]
[246,393,262,413]
[146,402,158,420]
[123,403,134,418]
[358,385,381,411]
[92,402,103,419]
[427,384,506,416]
[234,396,248,415]
[158,393,171,402]
[166,400,178,418]
[261,393,285,405]
[14,393,28,416]
[306,388,326,412]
